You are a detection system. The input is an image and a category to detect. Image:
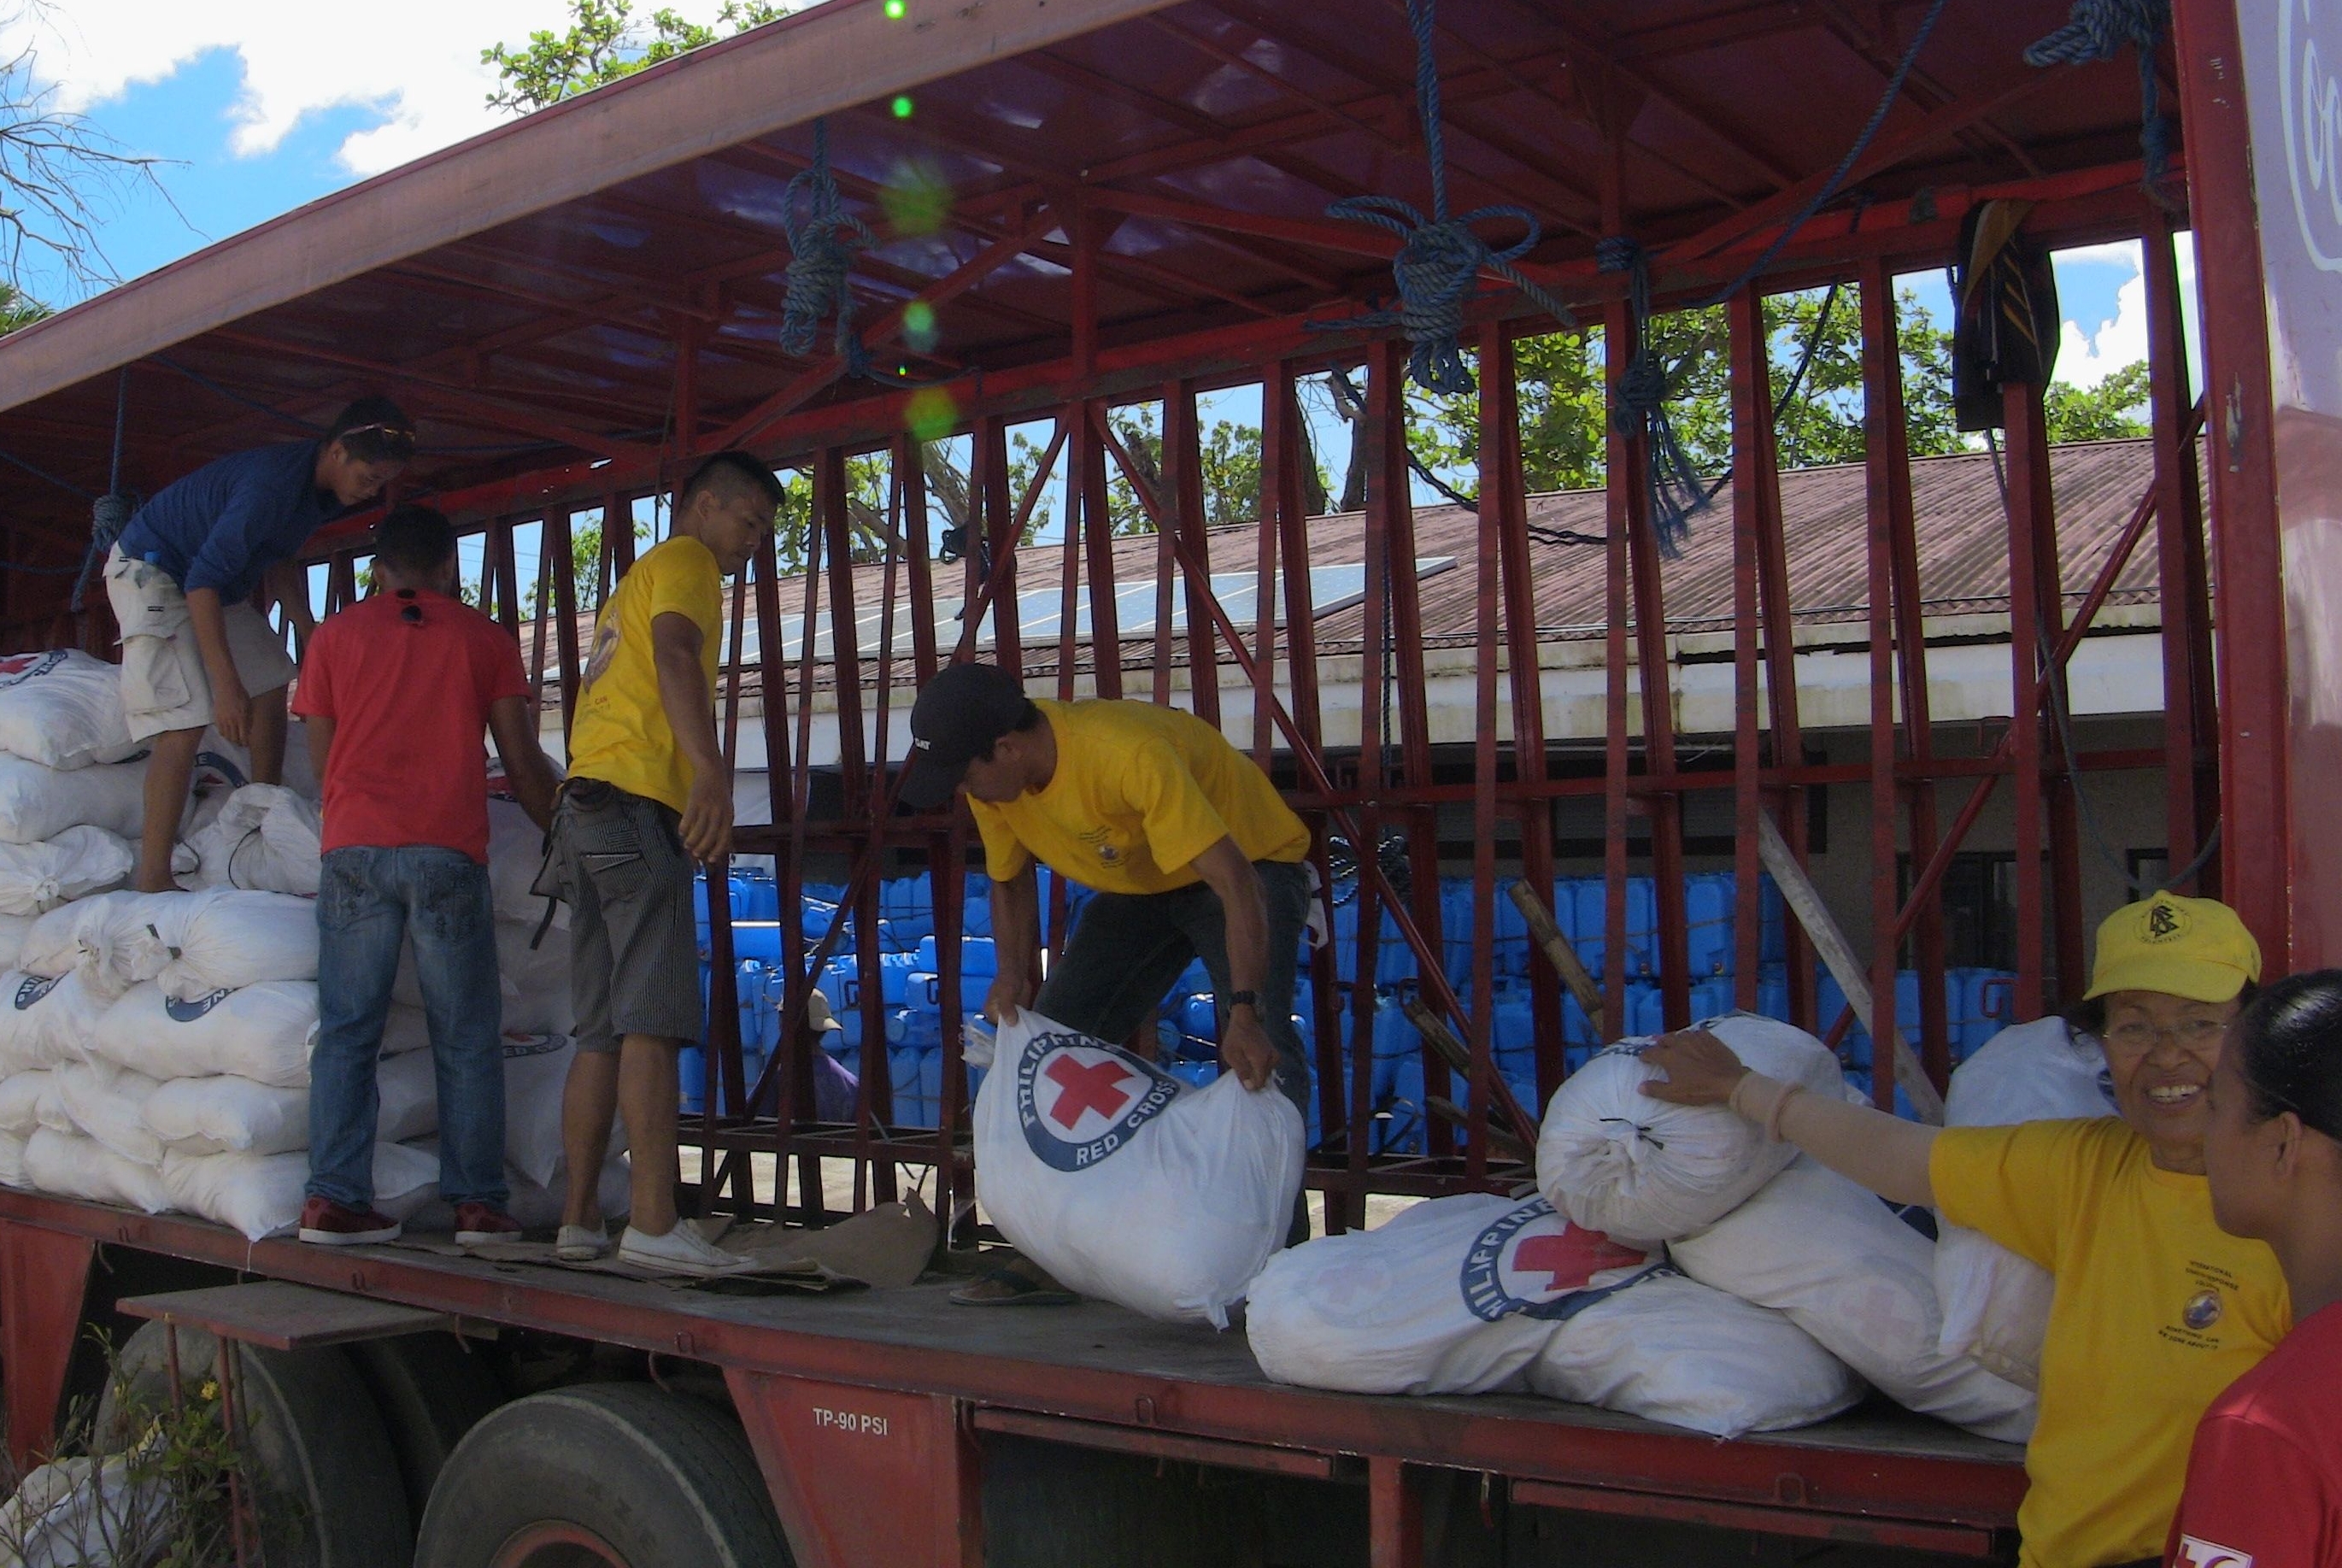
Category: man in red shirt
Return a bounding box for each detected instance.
[290,505,559,1246]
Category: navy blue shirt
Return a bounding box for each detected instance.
[116,441,343,602]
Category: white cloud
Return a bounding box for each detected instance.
[3,0,770,176]
[2051,235,2201,393]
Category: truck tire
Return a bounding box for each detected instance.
[414,1383,793,1568]
[99,1320,413,1568]
[346,1332,504,1522]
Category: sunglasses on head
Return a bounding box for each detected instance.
[338,423,418,458]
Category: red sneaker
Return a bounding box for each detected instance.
[297,1195,401,1246]
[453,1202,523,1247]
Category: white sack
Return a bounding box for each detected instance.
[190,784,322,896]
[161,1142,438,1243]
[32,1072,73,1135]
[0,970,109,1072]
[1527,1268,1865,1438]
[143,1075,308,1158]
[1246,1193,1659,1395]
[93,981,318,1087]
[0,755,147,844]
[488,799,562,931]
[501,1033,583,1187]
[20,891,144,997]
[0,912,34,970]
[380,1005,431,1057]
[0,1449,175,1568]
[53,1060,164,1166]
[0,1129,24,1188]
[0,828,134,916]
[0,1069,48,1135]
[1934,1016,2117,1391]
[23,1127,172,1213]
[120,888,318,1001]
[395,920,570,1035]
[1538,1012,1845,1243]
[0,648,138,770]
[1670,1155,2035,1442]
[974,1010,1302,1328]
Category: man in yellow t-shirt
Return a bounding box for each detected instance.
[901,663,1313,1302]
[549,450,777,1278]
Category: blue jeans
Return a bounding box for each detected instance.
[308,846,506,1209]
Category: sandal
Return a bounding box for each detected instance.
[950,1265,1077,1307]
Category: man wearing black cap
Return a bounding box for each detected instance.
[902,662,1314,1302]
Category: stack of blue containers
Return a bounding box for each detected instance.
[686,867,2019,1137]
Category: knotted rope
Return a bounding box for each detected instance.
[781,119,879,379]
[1318,0,1575,395]
[1597,238,1708,558]
[2024,0,2175,203]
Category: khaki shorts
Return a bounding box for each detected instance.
[105,546,299,743]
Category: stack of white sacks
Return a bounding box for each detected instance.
[1247,1012,2045,1443]
[0,649,623,1240]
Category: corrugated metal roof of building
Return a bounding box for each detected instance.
[526,433,2177,691]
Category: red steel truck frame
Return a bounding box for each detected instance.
[0,0,2328,1561]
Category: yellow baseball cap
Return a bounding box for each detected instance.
[2084,892,2263,1003]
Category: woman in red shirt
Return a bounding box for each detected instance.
[2173,969,2342,1567]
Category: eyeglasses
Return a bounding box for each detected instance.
[2102,1016,2229,1053]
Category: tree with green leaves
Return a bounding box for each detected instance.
[2044,361,2152,443]
[484,0,792,113]
[0,279,46,334]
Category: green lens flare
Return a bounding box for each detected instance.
[903,300,939,352]
[883,0,906,17]
[891,95,915,119]
[905,387,957,442]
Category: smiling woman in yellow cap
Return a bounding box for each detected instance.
[1638,893,2291,1568]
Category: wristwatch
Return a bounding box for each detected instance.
[1225,990,1259,1013]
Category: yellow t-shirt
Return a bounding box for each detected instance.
[969,698,1309,896]
[1931,1119,2289,1568]
[566,536,724,814]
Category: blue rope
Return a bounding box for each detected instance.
[0,446,94,501]
[1317,0,1576,395]
[1598,238,1708,558]
[2024,0,2174,199]
[1693,0,1952,311]
[153,358,567,457]
[781,119,880,379]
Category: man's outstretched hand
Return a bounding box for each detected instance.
[1222,1010,1279,1092]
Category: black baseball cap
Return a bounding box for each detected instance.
[901,662,1033,809]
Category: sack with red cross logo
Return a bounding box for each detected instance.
[0,649,140,772]
[973,1010,1303,1328]
[1247,1192,1663,1396]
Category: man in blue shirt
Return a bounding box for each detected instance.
[106,396,414,891]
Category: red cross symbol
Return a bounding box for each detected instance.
[0,655,35,677]
[1042,1054,1138,1130]
[1511,1230,1646,1294]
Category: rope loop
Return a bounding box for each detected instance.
[1596,238,1706,558]
[69,492,135,612]
[1312,0,1574,394]
[2023,0,2175,202]
[780,120,879,377]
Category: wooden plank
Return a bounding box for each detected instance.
[118,1282,456,1352]
[1508,880,1607,1040]
[1756,813,1945,1124]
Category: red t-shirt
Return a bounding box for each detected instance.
[291,589,530,862]
[2167,1301,2342,1568]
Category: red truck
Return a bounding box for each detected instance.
[0,0,2326,1561]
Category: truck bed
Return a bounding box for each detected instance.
[0,1188,2025,1548]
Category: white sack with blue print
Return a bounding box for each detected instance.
[971,1009,1302,1327]
[1246,1192,1661,1395]
[1537,1012,1845,1244]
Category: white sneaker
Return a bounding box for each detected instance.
[616,1222,758,1277]
[555,1224,609,1261]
